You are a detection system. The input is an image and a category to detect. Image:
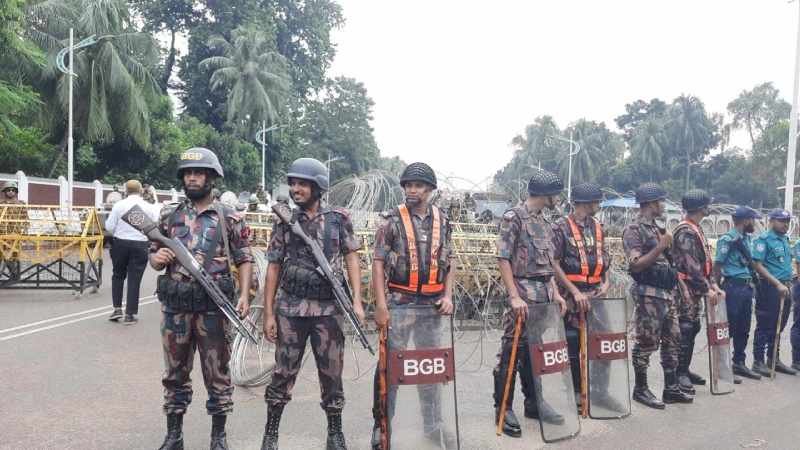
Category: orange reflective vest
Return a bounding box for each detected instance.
[565,215,605,284]
[387,204,444,295]
[676,220,711,280]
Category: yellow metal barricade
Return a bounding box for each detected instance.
[0,205,103,295]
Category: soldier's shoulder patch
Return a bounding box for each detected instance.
[719,245,729,254]
[329,205,351,217]
[502,210,518,221]
[241,226,251,239]
[756,242,766,252]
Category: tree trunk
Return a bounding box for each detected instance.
[159,29,177,92]
[47,133,69,178]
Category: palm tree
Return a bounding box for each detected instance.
[555,119,609,184]
[25,0,161,176]
[632,116,668,181]
[666,94,711,191]
[200,25,292,136]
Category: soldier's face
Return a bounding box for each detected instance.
[546,193,560,209]
[290,178,313,203]
[586,201,600,216]
[3,189,17,199]
[404,181,431,205]
[183,168,215,199]
[743,218,756,233]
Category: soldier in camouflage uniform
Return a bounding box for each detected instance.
[672,189,727,394]
[622,182,693,410]
[149,147,254,450]
[552,182,626,413]
[493,170,567,438]
[256,183,268,204]
[1,181,27,278]
[369,162,457,449]
[261,158,365,450]
[142,184,156,204]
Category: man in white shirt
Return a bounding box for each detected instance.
[106,180,159,324]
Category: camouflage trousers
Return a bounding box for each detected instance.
[631,294,680,373]
[161,305,233,416]
[265,314,346,412]
[677,292,703,324]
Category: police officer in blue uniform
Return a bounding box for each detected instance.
[713,206,762,382]
[751,209,797,377]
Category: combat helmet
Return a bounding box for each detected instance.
[681,189,712,211]
[400,162,437,189]
[2,181,18,192]
[249,196,259,205]
[635,182,667,204]
[571,182,603,203]
[176,147,224,179]
[287,158,329,190]
[527,171,564,195]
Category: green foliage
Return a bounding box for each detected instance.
[0,127,59,174]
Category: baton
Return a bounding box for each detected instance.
[579,310,588,419]
[379,328,388,450]
[497,315,523,436]
[771,289,786,380]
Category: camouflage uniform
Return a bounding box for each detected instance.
[264,201,360,412]
[552,214,611,395]
[622,214,680,373]
[149,200,253,416]
[256,187,268,204]
[0,197,27,235]
[371,204,455,433]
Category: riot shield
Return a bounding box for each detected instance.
[704,296,735,395]
[586,297,631,419]
[385,306,459,449]
[526,302,581,443]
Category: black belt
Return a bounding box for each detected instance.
[520,275,552,283]
[723,278,752,286]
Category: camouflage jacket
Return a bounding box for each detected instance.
[256,188,268,203]
[495,204,555,303]
[672,219,717,295]
[149,200,254,282]
[373,204,454,306]
[267,202,360,316]
[0,199,27,234]
[622,214,673,300]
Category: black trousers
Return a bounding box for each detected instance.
[111,238,149,314]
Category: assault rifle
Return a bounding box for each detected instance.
[731,236,765,300]
[271,201,375,355]
[121,204,258,344]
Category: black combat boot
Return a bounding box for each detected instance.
[260,406,283,450]
[371,369,384,450]
[210,415,228,450]
[769,358,798,375]
[493,368,521,437]
[662,372,694,404]
[677,321,696,394]
[326,412,347,450]
[752,360,772,378]
[632,371,665,410]
[732,361,761,380]
[158,413,184,450]
[686,323,706,385]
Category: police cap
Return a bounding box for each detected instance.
[731,206,761,220]
[769,209,791,220]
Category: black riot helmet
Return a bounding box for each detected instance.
[287,158,329,190]
[176,147,224,180]
[400,162,437,189]
[635,182,667,204]
[527,171,564,195]
[571,182,603,203]
[681,189,712,211]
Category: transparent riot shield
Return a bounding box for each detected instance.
[385,306,459,449]
[526,302,581,443]
[704,296,735,395]
[586,297,631,419]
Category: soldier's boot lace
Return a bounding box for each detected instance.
[260,406,283,450]
[325,412,347,450]
[210,415,228,450]
[662,371,694,404]
[632,371,665,410]
[158,413,184,450]
[769,358,799,376]
[493,368,521,437]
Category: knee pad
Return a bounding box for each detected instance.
[679,320,694,337]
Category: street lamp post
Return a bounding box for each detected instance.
[553,134,581,203]
[255,122,288,188]
[786,0,800,211]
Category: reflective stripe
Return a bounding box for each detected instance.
[565,215,604,284]
[676,220,711,280]
[387,204,444,294]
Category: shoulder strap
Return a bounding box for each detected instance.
[323,210,336,262]
[220,204,235,275]
[166,201,188,238]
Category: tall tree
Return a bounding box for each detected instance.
[727,82,790,149]
[631,116,668,181]
[554,119,616,184]
[199,24,292,137]
[26,0,161,177]
[614,98,667,145]
[665,94,713,191]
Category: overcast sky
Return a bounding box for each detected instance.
[327,1,800,187]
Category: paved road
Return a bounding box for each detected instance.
[1,252,798,449]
